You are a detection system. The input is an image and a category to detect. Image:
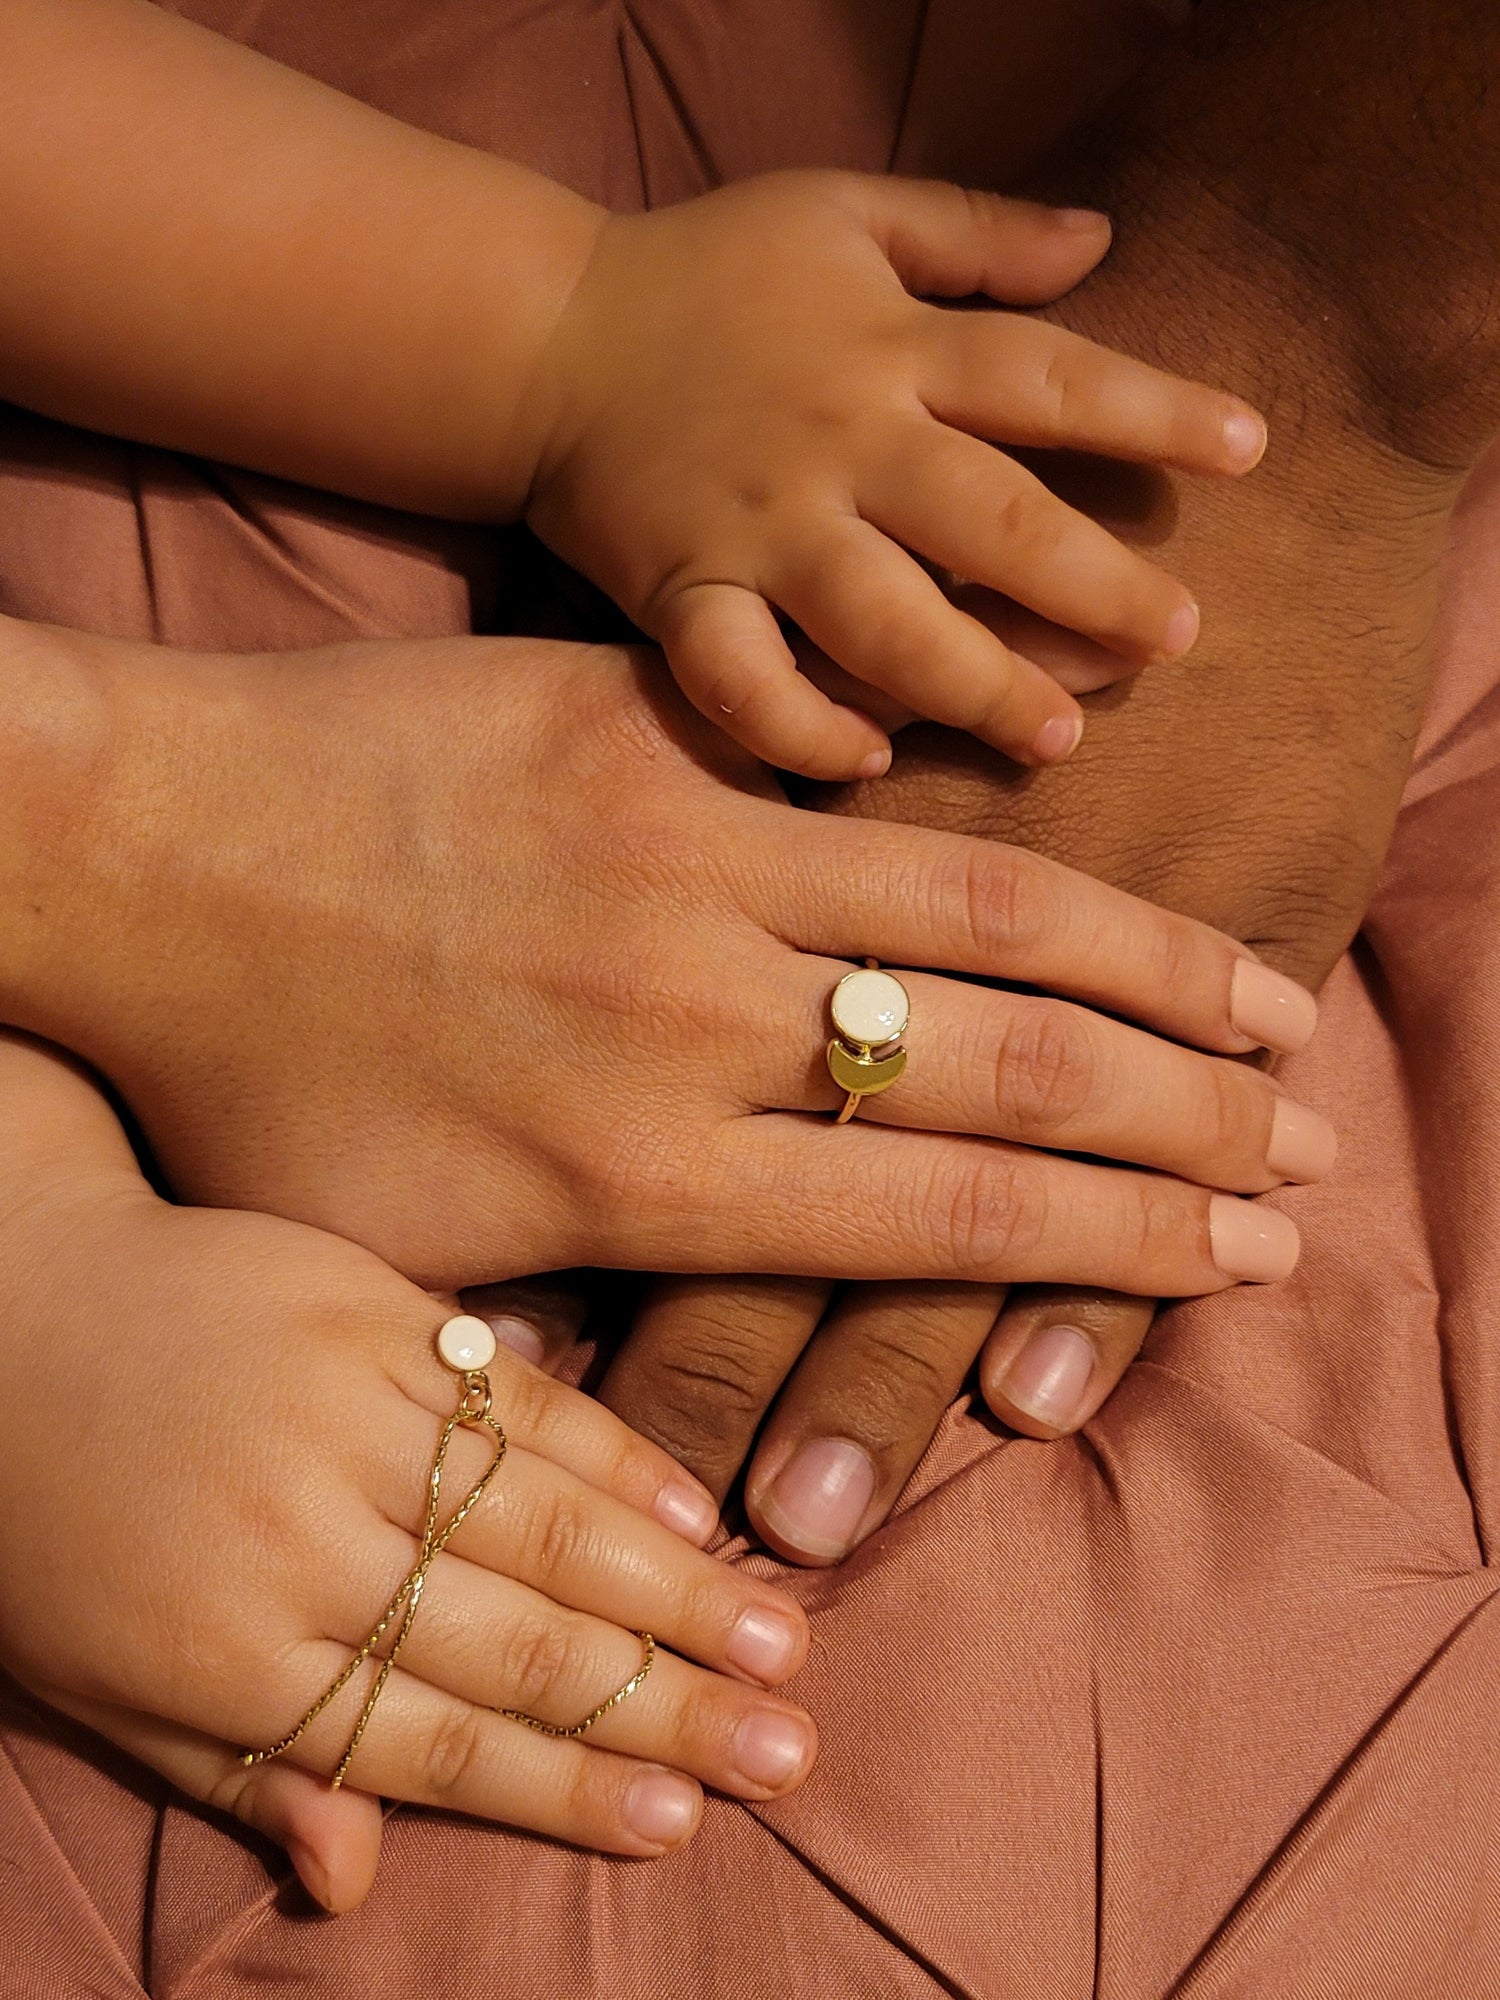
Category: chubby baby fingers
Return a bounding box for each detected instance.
[656,579,893,781]
[864,420,1200,668]
[923,310,1267,476]
[773,516,1085,767]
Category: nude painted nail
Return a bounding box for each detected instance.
[1265,1098,1338,1184]
[653,1479,719,1546]
[1209,1195,1301,1283]
[1163,601,1200,656]
[759,1439,876,1561]
[1223,408,1268,471]
[625,1770,701,1848]
[1002,1323,1096,1431]
[484,1315,547,1366]
[733,1710,815,1791]
[727,1606,803,1682]
[1033,714,1084,763]
[1229,960,1319,1054]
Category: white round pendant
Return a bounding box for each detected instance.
[436,1314,498,1372]
[830,967,910,1049]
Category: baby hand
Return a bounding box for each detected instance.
[525,170,1266,780]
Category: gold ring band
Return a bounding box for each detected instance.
[827,959,910,1123]
[500,1630,657,1739]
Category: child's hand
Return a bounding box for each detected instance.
[525,171,1266,780]
[0,1038,814,1912]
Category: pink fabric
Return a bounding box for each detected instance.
[2,2,1497,1993]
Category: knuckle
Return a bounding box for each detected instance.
[922,1151,1032,1278]
[992,1000,1096,1134]
[418,1703,489,1801]
[946,842,1045,963]
[529,1491,597,1584]
[503,1612,579,1720]
[994,483,1060,561]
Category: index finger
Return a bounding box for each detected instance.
[923,310,1267,475]
[743,806,1320,1057]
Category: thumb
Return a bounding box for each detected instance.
[42,1690,385,1914]
[858,178,1112,304]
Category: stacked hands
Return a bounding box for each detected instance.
[0,172,1333,1910]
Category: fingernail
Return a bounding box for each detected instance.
[1209,1195,1301,1283]
[285,1838,332,1912]
[1032,713,1084,763]
[1163,600,1200,656]
[1229,960,1318,1054]
[856,747,891,780]
[1001,1323,1096,1431]
[654,1479,719,1546]
[758,1439,876,1561]
[733,1709,816,1791]
[1222,407,1268,471]
[485,1315,547,1366]
[727,1605,804,1682]
[1058,206,1111,233]
[1265,1098,1338,1184]
[625,1769,701,1848]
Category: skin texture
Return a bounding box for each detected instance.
[0,0,1269,781]
[598,0,1499,1562]
[0,1033,821,1910]
[0,620,1325,1297]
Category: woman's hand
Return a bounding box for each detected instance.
[0,1035,816,1911]
[527,172,1267,780]
[2,624,1327,1295]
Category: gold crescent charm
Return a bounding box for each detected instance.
[826,1039,908,1098]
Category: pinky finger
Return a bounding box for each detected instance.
[40,1690,384,1914]
[657,580,892,780]
[979,1287,1158,1439]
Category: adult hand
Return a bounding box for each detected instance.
[2,622,1325,1295]
[0,1035,816,1913]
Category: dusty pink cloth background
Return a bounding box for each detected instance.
[2,2,1498,1994]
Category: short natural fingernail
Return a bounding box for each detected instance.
[727,1605,804,1682]
[625,1769,701,1848]
[1033,713,1084,763]
[484,1315,547,1366]
[1229,959,1319,1054]
[758,1439,877,1561]
[856,747,892,780]
[654,1478,719,1545]
[1209,1195,1301,1283]
[1265,1098,1338,1184]
[1163,600,1200,656]
[1222,408,1268,470]
[1058,206,1111,233]
[1001,1323,1096,1432]
[285,1839,333,1912]
[733,1709,816,1791]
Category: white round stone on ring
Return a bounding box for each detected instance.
[831,967,910,1049]
[436,1314,497,1372]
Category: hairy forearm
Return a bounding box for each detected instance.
[0,0,603,519]
[821,0,1491,983]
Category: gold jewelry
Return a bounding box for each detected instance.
[827,960,909,1124]
[241,1314,508,1789]
[500,1630,657,1739]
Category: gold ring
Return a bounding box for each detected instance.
[827,960,909,1124]
[500,1631,657,1739]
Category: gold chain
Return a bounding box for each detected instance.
[500,1631,656,1738]
[241,1370,507,1789]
